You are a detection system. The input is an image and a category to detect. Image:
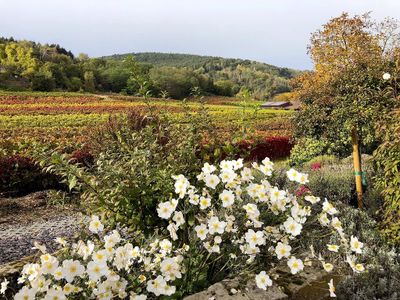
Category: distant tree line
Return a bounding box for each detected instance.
[0,38,298,99]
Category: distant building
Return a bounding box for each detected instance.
[260,101,291,108]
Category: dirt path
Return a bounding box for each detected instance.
[0,191,84,265]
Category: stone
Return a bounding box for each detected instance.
[184,277,288,300]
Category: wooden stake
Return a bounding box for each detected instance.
[351,128,363,208]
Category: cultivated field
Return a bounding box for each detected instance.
[0,92,292,155]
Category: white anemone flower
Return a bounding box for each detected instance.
[287,256,304,274]
[204,174,220,189]
[350,236,363,254]
[255,271,272,290]
[157,201,175,219]
[62,259,85,283]
[328,279,336,297]
[89,215,104,234]
[283,217,302,236]
[275,242,291,259]
[219,189,235,207]
[383,72,391,80]
[195,224,209,240]
[245,229,266,247]
[207,216,227,235]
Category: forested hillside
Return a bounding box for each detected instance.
[106,52,299,99]
[0,37,299,99]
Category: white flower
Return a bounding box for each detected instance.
[130,294,147,300]
[214,236,222,244]
[220,170,237,184]
[62,259,85,283]
[199,197,211,210]
[304,195,320,204]
[283,217,302,236]
[172,211,185,227]
[298,173,309,184]
[202,162,216,174]
[350,236,363,254]
[63,283,76,295]
[167,223,178,241]
[255,271,272,290]
[327,244,339,252]
[44,288,66,300]
[240,167,254,181]
[173,174,189,198]
[160,257,182,281]
[287,256,304,274]
[75,240,95,260]
[219,189,235,207]
[322,262,334,273]
[331,217,343,232]
[245,229,265,247]
[157,201,175,219]
[41,257,59,275]
[159,239,173,254]
[322,200,338,215]
[383,72,391,80]
[92,249,108,264]
[55,237,68,247]
[0,278,9,295]
[87,260,109,282]
[319,213,330,226]
[243,203,260,219]
[233,159,244,170]
[269,187,286,202]
[89,215,104,233]
[220,160,234,171]
[275,242,291,259]
[104,230,121,247]
[195,224,209,240]
[204,174,220,189]
[208,216,227,235]
[354,263,365,273]
[286,168,299,181]
[22,263,41,281]
[328,279,336,297]
[146,275,168,296]
[14,286,36,300]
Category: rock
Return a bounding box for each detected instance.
[184,278,288,300]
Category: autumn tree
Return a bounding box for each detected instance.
[293,13,400,155]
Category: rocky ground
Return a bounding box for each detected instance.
[0,191,84,265]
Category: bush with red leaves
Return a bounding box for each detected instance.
[0,155,60,196]
[237,136,293,161]
[71,148,94,168]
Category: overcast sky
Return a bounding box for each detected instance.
[1,0,400,69]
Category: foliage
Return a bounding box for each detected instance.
[237,136,293,161]
[292,13,400,156]
[289,137,332,166]
[374,110,400,243]
[335,207,400,300]
[0,155,60,196]
[3,158,369,299]
[0,37,297,99]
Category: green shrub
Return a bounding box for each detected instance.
[374,111,400,244]
[307,164,355,204]
[289,137,332,166]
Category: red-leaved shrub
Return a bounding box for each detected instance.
[71,148,94,168]
[237,136,293,161]
[0,155,60,196]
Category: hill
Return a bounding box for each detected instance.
[103,52,299,99]
[0,36,299,99]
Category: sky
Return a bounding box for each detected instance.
[1,0,400,70]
